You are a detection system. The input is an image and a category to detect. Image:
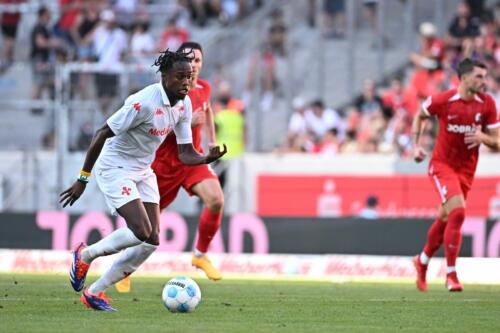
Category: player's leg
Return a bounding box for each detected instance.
[70,171,150,293]
[413,204,447,292]
[81,199,152,265]
[442,194,466,291]
[92,203,160,295]
[188,167,224,280]
[191,178,224,254]
[414,165,462,292]
[114,168,166,292]
[81,199,153,311]
[419,204,448,264]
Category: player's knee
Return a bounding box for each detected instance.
[450,207,466,221]
[206,193,224,212]
[133,220,152,241]
[145,226,160,245]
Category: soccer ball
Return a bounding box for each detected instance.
[162,277,202,313]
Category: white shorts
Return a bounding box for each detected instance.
[94,165,160,215]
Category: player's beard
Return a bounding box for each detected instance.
[469,84,485,94]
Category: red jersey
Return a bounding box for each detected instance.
[154,79,211,168]
[422,89,499,177]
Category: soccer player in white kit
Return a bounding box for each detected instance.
[59,50,227,312]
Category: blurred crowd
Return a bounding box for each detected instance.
[0,0,260,149]
[1,0,499,156]
[279,0,500,157]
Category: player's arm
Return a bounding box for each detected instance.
[464,127,500,150]
[176,97,226,164]
[411,107,432,163]
[59,124,115,207]
[178,143,227,165]
[465,99,500,150]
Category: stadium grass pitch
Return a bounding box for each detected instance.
[1,274,499,333]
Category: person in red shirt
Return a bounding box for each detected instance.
[0,0,24,71]
[411,58,500,292]
[156,17,189,53]
[153,41,223,280]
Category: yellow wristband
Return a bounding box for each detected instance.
[80,169,91,177]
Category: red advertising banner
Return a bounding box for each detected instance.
[257,175,500,217]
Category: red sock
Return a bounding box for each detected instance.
[195,207,222,253]
[444,208,466,267]
[423,218,447,258]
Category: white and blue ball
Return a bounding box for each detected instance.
[162,277,201,313]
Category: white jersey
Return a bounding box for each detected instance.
[97,83,193,171]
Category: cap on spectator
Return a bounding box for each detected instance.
[100,9,115,22]
[419,22,436,37]
[292,97,306,110]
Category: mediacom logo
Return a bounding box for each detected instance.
[148,127,171,136]
[447,124,480,133]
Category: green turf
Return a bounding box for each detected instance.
[1,274,499,333]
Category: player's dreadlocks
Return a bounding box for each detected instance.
[153,49,193,73]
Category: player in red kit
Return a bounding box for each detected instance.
[153,42,223,280]
[411,58,500,292]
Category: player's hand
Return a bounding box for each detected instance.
[205,144,227,163]
[191,110,206,126]
[412,145,428,163]
[59,181,86,208]
[464,129,483,149]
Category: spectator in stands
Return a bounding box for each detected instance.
[214,84,245,188]
[91,9,128,117]
[54,0,84,58]
[71,0,100,100]
[447,1,481,48]
[410,22,445,71]
[187,0,220,27]
[287,96,308,137]
[354,79,385,116]
[113,0,149,32]
[317,128,340,156]
[245,42,277,112]
[352,80,388,152]
[130,21,156,93]
[131,22,155,60]
[321,0,345,39]
[218,0,244,25]
[30,6,61,115]
[74,121,94,151]
[340,129,359,154]
[268,8,287,56]
[72,0,100,62]
[305,99,344,141]
[157,17,189,53]
[213,80,245,114]
[382,78,415,117]
[358,195,379,219]
[0,0,24,73]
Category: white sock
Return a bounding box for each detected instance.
[447,266,456,274]
[194,248,205,258]
[420,252,430,265]
[88,242,157,295]
[81,227,142,264]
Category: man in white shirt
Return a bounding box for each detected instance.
[60,49,227,312]
[305,99,345,140]
[92,9,128,116]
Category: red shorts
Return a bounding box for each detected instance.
[428,161,472,203]
[151,161,218,210]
